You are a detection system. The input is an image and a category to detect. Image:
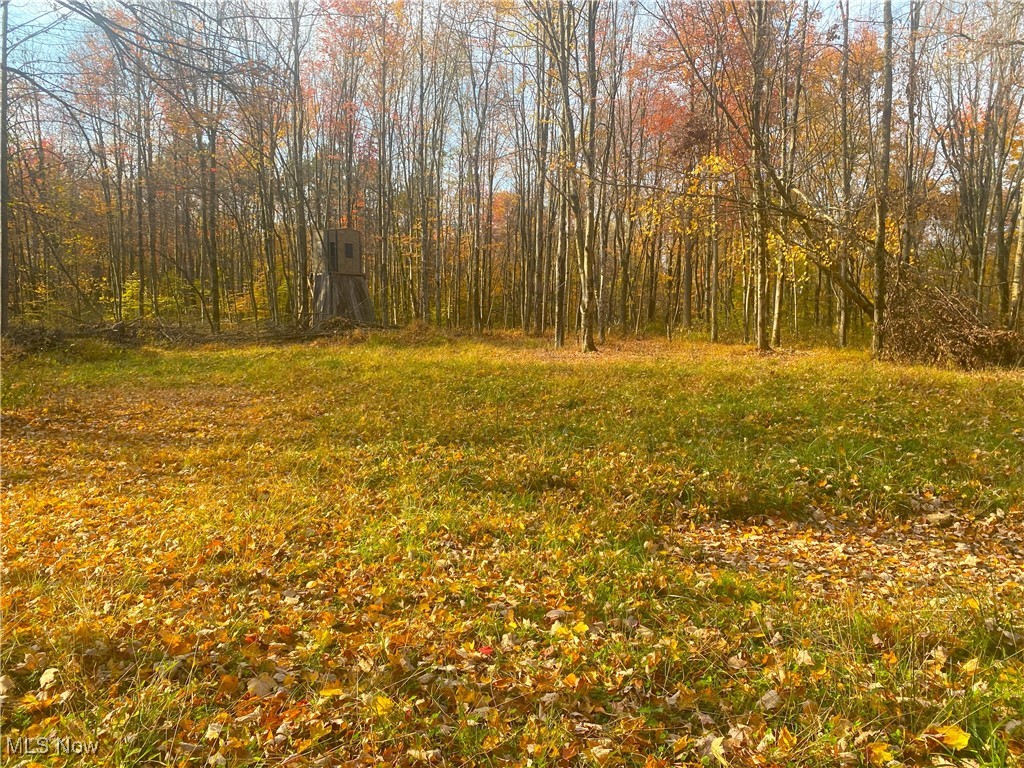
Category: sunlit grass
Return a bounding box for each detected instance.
[2,334,1022,766]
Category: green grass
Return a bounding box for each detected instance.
[1,333,1023,766]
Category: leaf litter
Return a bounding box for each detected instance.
[1,339,1022,766]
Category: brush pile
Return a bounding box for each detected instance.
[883,272,1023,369]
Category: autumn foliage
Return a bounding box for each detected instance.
[2,337,1023,765]
[2,1,1023,352]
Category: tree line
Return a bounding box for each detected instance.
[1,0,1023,353]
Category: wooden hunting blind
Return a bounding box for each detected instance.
[313,228,375,324]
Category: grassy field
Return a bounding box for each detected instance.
[2,333,1023,767]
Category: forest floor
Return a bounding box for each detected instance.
[2,333,1023,767]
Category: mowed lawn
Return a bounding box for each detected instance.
[2,335,1023,767]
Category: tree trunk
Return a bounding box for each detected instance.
[291,1,310,326]
[207,127,221,334]
[899,0,922,270]
[682,229,693,329]
[750,0,771,352]
[1,0,9,334]
[1010,191,1024,329]
[872,0,893,357]
[838,0,852,347]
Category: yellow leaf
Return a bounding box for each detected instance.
[372,695,395,716]
[319,687,346,697]
[959,657,980,674]
[710,736,729,767]
[777,726,796,753]
[563,672,580,689]
[216,674,239,696]
[482,733,501,750]
[866,741,893,766]
[933,725,970,751]
[407,747,440,761]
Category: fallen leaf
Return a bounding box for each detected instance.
[710,736,729,767]
[246,675,276,698]
[482,733,502,750]
[407,748,440,762]
[865,741,893,766]
[38,668,58,690]
[371,694,395,715]
[216,674,239,696]
[924,724,970,751]
[777,726,796,753]
[759,689,781,711]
